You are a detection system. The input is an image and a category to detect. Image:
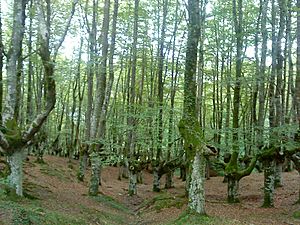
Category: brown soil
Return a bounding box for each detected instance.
[14,156,300,224]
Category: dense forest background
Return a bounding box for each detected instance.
[0,0,299,220]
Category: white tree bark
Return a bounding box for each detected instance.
[188,152,206,215]
[3,0,27,123]
[7,150,24,196]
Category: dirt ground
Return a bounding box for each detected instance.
[19,155,300,224]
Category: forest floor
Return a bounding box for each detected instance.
[0,155,299,225]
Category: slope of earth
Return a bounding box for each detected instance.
[0,155,299,225]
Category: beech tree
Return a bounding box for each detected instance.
[0,0,77,196]
[178,0,217,214]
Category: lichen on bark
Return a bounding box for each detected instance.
[89,152,101,196]
[128,170,137,196]
[262,160,275,207]
[7,150,24,196]
[188,152,206,214]
[178,116,214,215]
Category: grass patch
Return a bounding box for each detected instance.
[0,200,85,225]
[169,210,242,225]
[293,210,300,219]
[153,193,186,212]
[140,192,186,213]
[92,194,131,214]
[39,164,71,182]
[78,204,130,225]
[0,191,132,225]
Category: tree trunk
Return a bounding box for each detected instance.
[153,167,160,192]
[137,171,143,184]
[126,0,139,196]
[82,0,98,182]
[89,0,110,195]
[296,0,300,123]
[262,160,275,207]
[77,147,88,181]
[188,152,206,214]
[226,0,243,204]
[165,171,174,189]
[165,0,180,190]
[26,0,34,124]
[128,170,137,196]
[122,158,129,179]
[7,150,24,196]
[0,3,3,124]
[257,0,268,147]
[274,162,283,188]
[227,177,239,203]
[154,0,168,193]
[89,153,101,196]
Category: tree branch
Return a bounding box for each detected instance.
[53,0,78,60]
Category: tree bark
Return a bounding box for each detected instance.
[227,176,239,203]
[126,0,139,196]
[188,152,206,214]
[7,150,24,196]
[89,153,101,196]
[0,0,28,196]
[128,170,137,196]
[296,0,300,127]
[262,160,275,207]
[0,3,3,124]
[225,0,244,204]
[89,0,110,195]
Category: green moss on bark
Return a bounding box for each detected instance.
[178,117,203,163]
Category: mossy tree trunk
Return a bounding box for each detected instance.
[0,0,27,197]
[89,152,101,196]
[122,158,129,179]
[225,152,240,203]
[178,0,213,215]
[225,153,258,203]
[0,4,3,124]
[77,144,88,181]
[297,0,300,126]
[88,0,110,195]
[128,158,148,196]
[262,160,275,207]
[165,171,174,189]
[165,0,179,190]
[153,164,160,192]
[0,0,77,197]
[274,161,283,188]
[291,153,300,203]
[227,176,240,203]
[153,0,168,193]
[126,0,139,196]
[224,0,244,204]
[128,170,137,196]
[82,0,97,182]
[137,171,143,184]
[295,0,300,204]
